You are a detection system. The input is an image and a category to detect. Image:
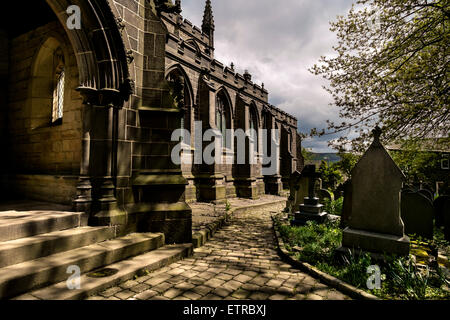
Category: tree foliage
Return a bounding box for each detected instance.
[336,152,361,176]
[319,161,343,190]
[311,0,449,152]
[390,149,449,190]
[301,147,314,162]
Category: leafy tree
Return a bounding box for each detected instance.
[310,0,449,152]
[319,161,343,190]
[390,148,449,192]
[302,147,314,162]
[336,152,361,177]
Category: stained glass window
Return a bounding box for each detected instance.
[52,67,65,123]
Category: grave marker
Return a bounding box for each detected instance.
[340,127,410,256]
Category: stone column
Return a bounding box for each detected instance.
[90,105,125,226]
[196,76,227,203]
[73,103,93,214]
[263,113,282,195]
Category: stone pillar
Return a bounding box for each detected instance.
[195,75,227,203]
[263,112,282,195]
[280,124,294,190]
[73,103,93,214]
[128,2,192,244]
[90,106,125,226]
[233,96,260,199]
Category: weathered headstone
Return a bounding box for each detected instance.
[289,166,315,213]
[401,192,434,239]
[418,189,434,202]
[340,179,352,228]
[292,166,328,226]
[315,178,323,194]
[433,196,450,228]
[287,171,302,214]
[318,189,334,203]
[340,127,410,256]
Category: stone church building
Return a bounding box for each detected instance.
[0,0,303,244]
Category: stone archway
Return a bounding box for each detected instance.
[0,1,131,210]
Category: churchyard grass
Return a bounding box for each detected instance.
[275,218,450,300]
[323,197,343,216]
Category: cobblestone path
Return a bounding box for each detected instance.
[87,209,350,300]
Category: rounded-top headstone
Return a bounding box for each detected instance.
[418,189,434,202]
[401,192,434,239]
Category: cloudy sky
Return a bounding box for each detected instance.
[180,0,356,152]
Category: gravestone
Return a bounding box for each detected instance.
[289,166,314,213]
[318,189,334,203]
[433,196,450,228]
[418,189,434,202]
[335,183,346,199]
[340,127,410,256]
[315,178,323,194]
[291,166,328,226]
[287,171,302,214]
[401,192,434,239]
[340,179,352,228]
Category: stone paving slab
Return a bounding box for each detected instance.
[87,206,351,301]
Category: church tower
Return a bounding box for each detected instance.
[202,0,215,57]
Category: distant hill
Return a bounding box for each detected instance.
[309,153,341,163]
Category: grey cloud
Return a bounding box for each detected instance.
[181,0,355,152]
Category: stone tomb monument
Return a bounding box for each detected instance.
[291,165,328,226]
[288,167,312,214]
[401,191,434,239]
[340,127,410,256]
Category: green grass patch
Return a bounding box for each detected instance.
[275,218,450,300]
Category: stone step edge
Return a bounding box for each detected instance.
[0,232,164,299]
[0,212,88,242]
[0,226,116,269]
[271,214,380,301]
[13,244,194,300]
[192,199,287,248]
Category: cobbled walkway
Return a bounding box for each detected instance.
[87,208,350,300]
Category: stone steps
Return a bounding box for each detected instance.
[0,211,87,242]
[13,244,193,300]
[0,232,165,299]
[0,226,116,268]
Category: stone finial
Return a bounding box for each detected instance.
[371,126,383,147]
[373,126,382,140]
[202,0,215,32]
[230,62,235,71]
[202,0,215,55]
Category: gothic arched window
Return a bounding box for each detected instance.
[249,106,259,153]
[166,68,192,143]
[52,48,65,124]
[216,93,230,149]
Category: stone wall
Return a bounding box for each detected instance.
[161,10,299,201]
[4,21,82,203]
